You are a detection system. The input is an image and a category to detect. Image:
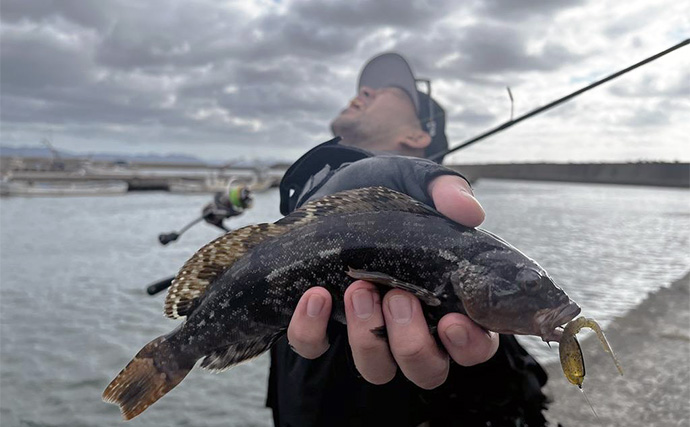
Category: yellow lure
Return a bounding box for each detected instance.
[558,316,624,387]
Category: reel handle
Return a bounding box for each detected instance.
[158,232,179,245]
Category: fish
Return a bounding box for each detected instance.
[102,186,582,420]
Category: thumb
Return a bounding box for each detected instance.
[428,175,485,227]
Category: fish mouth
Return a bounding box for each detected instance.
[534,301,581,342]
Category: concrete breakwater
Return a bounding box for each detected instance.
[1,163,285,193]
[450,162,690,188]
[0,154,286,193]
[543,270,690,426]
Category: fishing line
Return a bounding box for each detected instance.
[428,38,690,161]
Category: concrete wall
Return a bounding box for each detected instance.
[448,162,689,188]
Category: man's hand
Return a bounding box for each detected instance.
[286,175,499,389]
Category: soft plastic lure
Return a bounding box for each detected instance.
[559,316,624,386]
[558,316,624,417]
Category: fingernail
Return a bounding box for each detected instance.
[445,324,468,347]
[307,295,325,317]
[352,289,374,319]
[388,295,412,323]
[458,187,480,205]
[458,188,485,221]
[452,180,476,199]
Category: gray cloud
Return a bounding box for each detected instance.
[291,0,458,29]
[448,108,497,127]
[383,21,582,92]
[609,73,690,98]
[623,106,670,127]
[1,23,95,92]
[620,99,687,128]
[434,24,582,80]
[477,0,586,21]
[0,0,114,31]
[0,0,687,163]
[603,4,669,38]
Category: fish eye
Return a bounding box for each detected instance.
[516,268,542,293]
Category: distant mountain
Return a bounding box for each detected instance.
[0,146,280,168]
[91,152,206,164]
[0,146,58,159]
[0,145,205,165]
[0,145,282,167]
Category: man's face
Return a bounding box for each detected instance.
[330,86,420,152]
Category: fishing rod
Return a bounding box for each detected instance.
[158,216,205,245]
[158,214,231,245]
[148,216,233,296]
[147,216,208,296]
[146,276,175,295]
[148,190,253,294]
[429,38,689,162]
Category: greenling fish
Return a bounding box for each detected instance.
[103,186,581,420]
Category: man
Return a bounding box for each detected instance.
[268,53,549,427]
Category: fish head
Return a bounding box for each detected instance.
[451,247,580,342]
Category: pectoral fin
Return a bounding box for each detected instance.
[346,267,441,306]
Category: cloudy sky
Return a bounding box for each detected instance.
[1,0,688,164]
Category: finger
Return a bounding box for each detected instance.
[344,281,397,385]
[286,287,332,359]
[437,313,499,366]
[382,290,449,390]
[427,175,485,227]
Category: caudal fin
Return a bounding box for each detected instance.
[102,336,195,420]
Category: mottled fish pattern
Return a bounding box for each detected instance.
[103,187,580,420]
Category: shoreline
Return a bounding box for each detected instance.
[543,270,690,426]
[448,162,690,188]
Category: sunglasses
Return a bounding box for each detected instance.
[415,78,437,138]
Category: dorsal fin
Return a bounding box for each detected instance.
[276,186,437,227]
[164,223,287,319]
[166,187,437,319]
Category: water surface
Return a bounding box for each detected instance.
[1,180,688,426]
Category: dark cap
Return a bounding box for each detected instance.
[358,52,448,163]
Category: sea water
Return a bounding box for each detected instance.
[1,180,688,427]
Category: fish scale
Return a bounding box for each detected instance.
[102,186,581,420]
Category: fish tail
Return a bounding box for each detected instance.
[102,335,195,420]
